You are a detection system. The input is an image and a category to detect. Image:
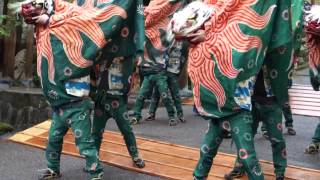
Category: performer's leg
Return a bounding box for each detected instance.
[155,74,176,126]
[132,76,153,124]
[168,74,185,122]
[45,110,69,174]
[92,101,111,152]
[282,102,296,135]
[259,103,287,178]
[193,120,224,180]
[229,111,264,180]
[110,96,145,168]
[225,105,261,180]
[146,87,160,121]
[69,99,103,179]
[305,123,320,154]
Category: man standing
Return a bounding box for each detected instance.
[145,40,189,123]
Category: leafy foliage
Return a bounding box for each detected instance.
[0,14,21,37]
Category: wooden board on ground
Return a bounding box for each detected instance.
[9,120,320,180]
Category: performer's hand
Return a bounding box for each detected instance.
[32,14,50,25]
[187,29,205,45]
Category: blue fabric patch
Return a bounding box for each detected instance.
[65,81,90,90]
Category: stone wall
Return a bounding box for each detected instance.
[0,88,51,131]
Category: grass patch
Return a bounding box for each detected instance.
[0,122,14,136]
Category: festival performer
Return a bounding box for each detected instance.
[14,0,142,179]
[261,0,305,138]
[304,4,320,154]
[225,65,290,180]
[92,44,145,168]
[170,0,293,179]
[130,0,188,126]
[145,40,189,123]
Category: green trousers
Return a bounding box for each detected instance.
[133,73,175,120]
[312,123,320,143]
[92,95,139,158]
[46,99,103,178]
[193,111,264,180]
[282,102,293,128]
[148,73,183,117]
[236,102,287,177]
[262,101,293,131]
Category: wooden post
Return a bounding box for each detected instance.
[25,26,35,78]
[3,27,16,78]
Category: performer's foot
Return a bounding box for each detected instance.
[287,127,296,135]
[178,114,186,123]
[276,175,285,180]
[305,142,320,154]
[169,118,177,126]
[90,172,103,180]
[224,166,245,180]
[133,157,145,168]
[262,130,269,139]
[145,114,155,121]
[130,117,140,125]
[38,168,61,180]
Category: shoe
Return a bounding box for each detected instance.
[262,130,269,140]
[287,127,296,136]
[90,172,103,180]
[83,167,89,173]
[144,114,155,121]
[224,166,245,180]
[130,117,140,125]
[133,157,145,168]
[169,118,177,126]
[178,114,186,123]
[38,168,61,180]
[276,175,285,180]
[305,142,320,154]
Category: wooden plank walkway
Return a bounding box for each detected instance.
[9,120,320,180]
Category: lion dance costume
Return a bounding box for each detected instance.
[171,0,293,179]
[18,0,143,179]
[304,4,320,154]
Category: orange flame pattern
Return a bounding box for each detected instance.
[36,0,127,84]
[144,0,182,51]
[188,0,275,115]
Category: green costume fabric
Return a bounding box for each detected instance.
[234,102,287,177]
[36,0,144,107]
[189,0,292,117]
[148,40,189,117]
[133,0,187,121]
[46,99,103,178]
[312,123,320,143]
[282,103,294,128]
[138,0,187,75]
[35,0,144,178]
[149,73,183,117]
[193,111,263,180]
[261,102,294,132]
[291,0,304,52]
[133,73,175,120]
[93,95,139,158]
[91,55,140,159]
